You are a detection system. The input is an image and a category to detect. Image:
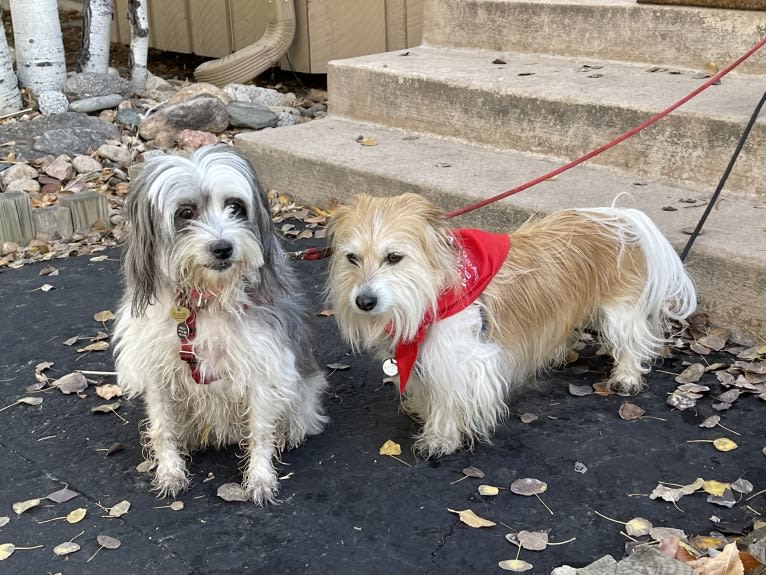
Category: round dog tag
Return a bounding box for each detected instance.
[176,322,191,338]
[382,358,399,377]
[170,306,191,323]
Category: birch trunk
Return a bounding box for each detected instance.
[128,0,149,95]
[9,0,67,93]
[77,0,113,73]
[0,7,22,110]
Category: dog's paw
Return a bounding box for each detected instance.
[607,373,645,396]
[152,466,190,498]
[413,434,462,460]
[243,468,279,505]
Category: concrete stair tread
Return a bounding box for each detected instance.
[238,117,763,260]
[334,45,765,120]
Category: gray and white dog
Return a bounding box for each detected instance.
[113,144,327,504]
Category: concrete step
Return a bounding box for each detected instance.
[422,0,766,74]
[328,46,766,197]
[235,117,766,337]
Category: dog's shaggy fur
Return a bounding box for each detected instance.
[113,144,327,503]
[327,193,696,458]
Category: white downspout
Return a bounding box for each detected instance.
[194,0,296,87]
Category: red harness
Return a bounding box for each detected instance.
[393,229,511,393]
[173,289,218,385]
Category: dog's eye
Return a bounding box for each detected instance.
[176,206,196,220]
[225,200,247,219]
[346,253,359,266]
[386,252,403,265]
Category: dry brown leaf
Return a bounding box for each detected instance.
[676,363,705,384]
[618,402,645,420]
[95,384,123,400]
[462,466,485,479]
[77,341,109,353]
[685,542,743,575]
[169,501,184,511]
[17,397,43,407]
[63,336,79,346]
[52,372,88,394]
[217,483,248,502]
[700,415,721,429]
[592,381,613,396]
[626,517,652,537]
[517,530,549,551]
[568,384,593,397]
[96,535,121,549]
[731,478,753,494]
[379,440,401,456]
[519,412,538,424]
[47,487,78,503]
[510,478,547,496]
[93,310,115,322]
[91,402,121,414]
[650,526,687,542]
[447,508,496,528]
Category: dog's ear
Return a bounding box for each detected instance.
[123,176,160,317]
[249,173,292,292]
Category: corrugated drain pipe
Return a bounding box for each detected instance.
[193,0,295,87]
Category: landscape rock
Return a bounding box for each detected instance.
[5,178,41,194]
[276,109,299,127]
[142,72,176,99]
[176,129,218,151]
[226,101,278,130]
[224,84,293,107]
[43,155,75,181]
[115,108,142,129]
[138,95,229,140]
[168,83,230,106]
[63,72,133,100]
[72,154,103,174]
[98,144,132,168]
[37,91,69,115]
[68,94,124,113]
[1,163,38,188]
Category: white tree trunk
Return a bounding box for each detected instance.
[0,7,22,110]
[9,0,67,93]
[128,0,149,95]
[77,0,113,74]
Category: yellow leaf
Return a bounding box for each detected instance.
[498,559,534,572]
[447,508,496,528]
[478,485,500,496]
[108,500,130,518]
[77,341,109,353]
[625,517,652,537]
[713,438,737,452]
[703,480,730,497]
[359,137,377,146]
[0,543,14,560]
[53,541,80,556]
[12,498,40,515]
[66,508,86,524]
[379,440,401,456]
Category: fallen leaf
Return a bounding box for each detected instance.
[592,381,613,396]
[52,372,88,394]
[517,530,549,551]
[699,334,727,351]
[686,542,744,575]
[93,310,115,322]
[39,283,55,292]
[703,480,730,497]
[217,483,248,502]
[169,501,184,511]
[379,440,401,456]
[519,413,538,424]
[510,478,547,496]
[53,541,80,556]
[326,363,350,371]
[692,534,728,552]
[626,517,652,537]
[713,438,737,452]
[498,559,533,572]
[63,336,79,346]
[91,402,121,414]
[462,466,485,479]
[447,508,496,528]
[17,397,42,407]
[66,508,86,523]
[700,415,721,428]
[0,517,8,528]
[95,384,122,400]
[77,341,109,353]
[731,478,753,494]
[691,342,712,355]
[676,363,705,384]
[358,137,377,146]
[106,443,124,456]
[478,485,500,496]
[90,255,109,262]
[708,489,737,508]
[12,499,40,515]
[96,535,121,549]
[108,500,130,518]
[47,487,78,504]
[135,460,154,473]
[650,526,687,542]
[568,384,593,397]
[0,543,15,560]
[574,461,588,474]
[39,265,58,276]
[618,402,645,420]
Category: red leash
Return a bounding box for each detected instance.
[446,35,766,219]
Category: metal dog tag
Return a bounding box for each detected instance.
[382,358,399,377]
[176,322,191,338]
[170,306,191,323]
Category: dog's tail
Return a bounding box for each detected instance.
[580,207,697,326]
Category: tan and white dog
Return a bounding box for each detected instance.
[327,193,696,458]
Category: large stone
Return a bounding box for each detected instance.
[43,155,75,181]
[63,72,133,100]
[68,94,124,113]
[1,163,38,189]
[138,95,229,140]
[72,154,103,174]
[5,178,40,194]
[176,129,218,151]
[98,144,132,168]
[0,112,120,161]
[224,84,293,107]
[226,101,278,130]
[168,83,230,106]
[37,91,69,115]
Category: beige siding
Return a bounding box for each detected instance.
[112,0,424,73]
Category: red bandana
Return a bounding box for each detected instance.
[393,229,510,393]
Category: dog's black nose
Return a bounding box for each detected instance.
[210,240,233,260]
[355,293,378,311]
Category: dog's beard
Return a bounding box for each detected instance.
[169,225,265,307]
